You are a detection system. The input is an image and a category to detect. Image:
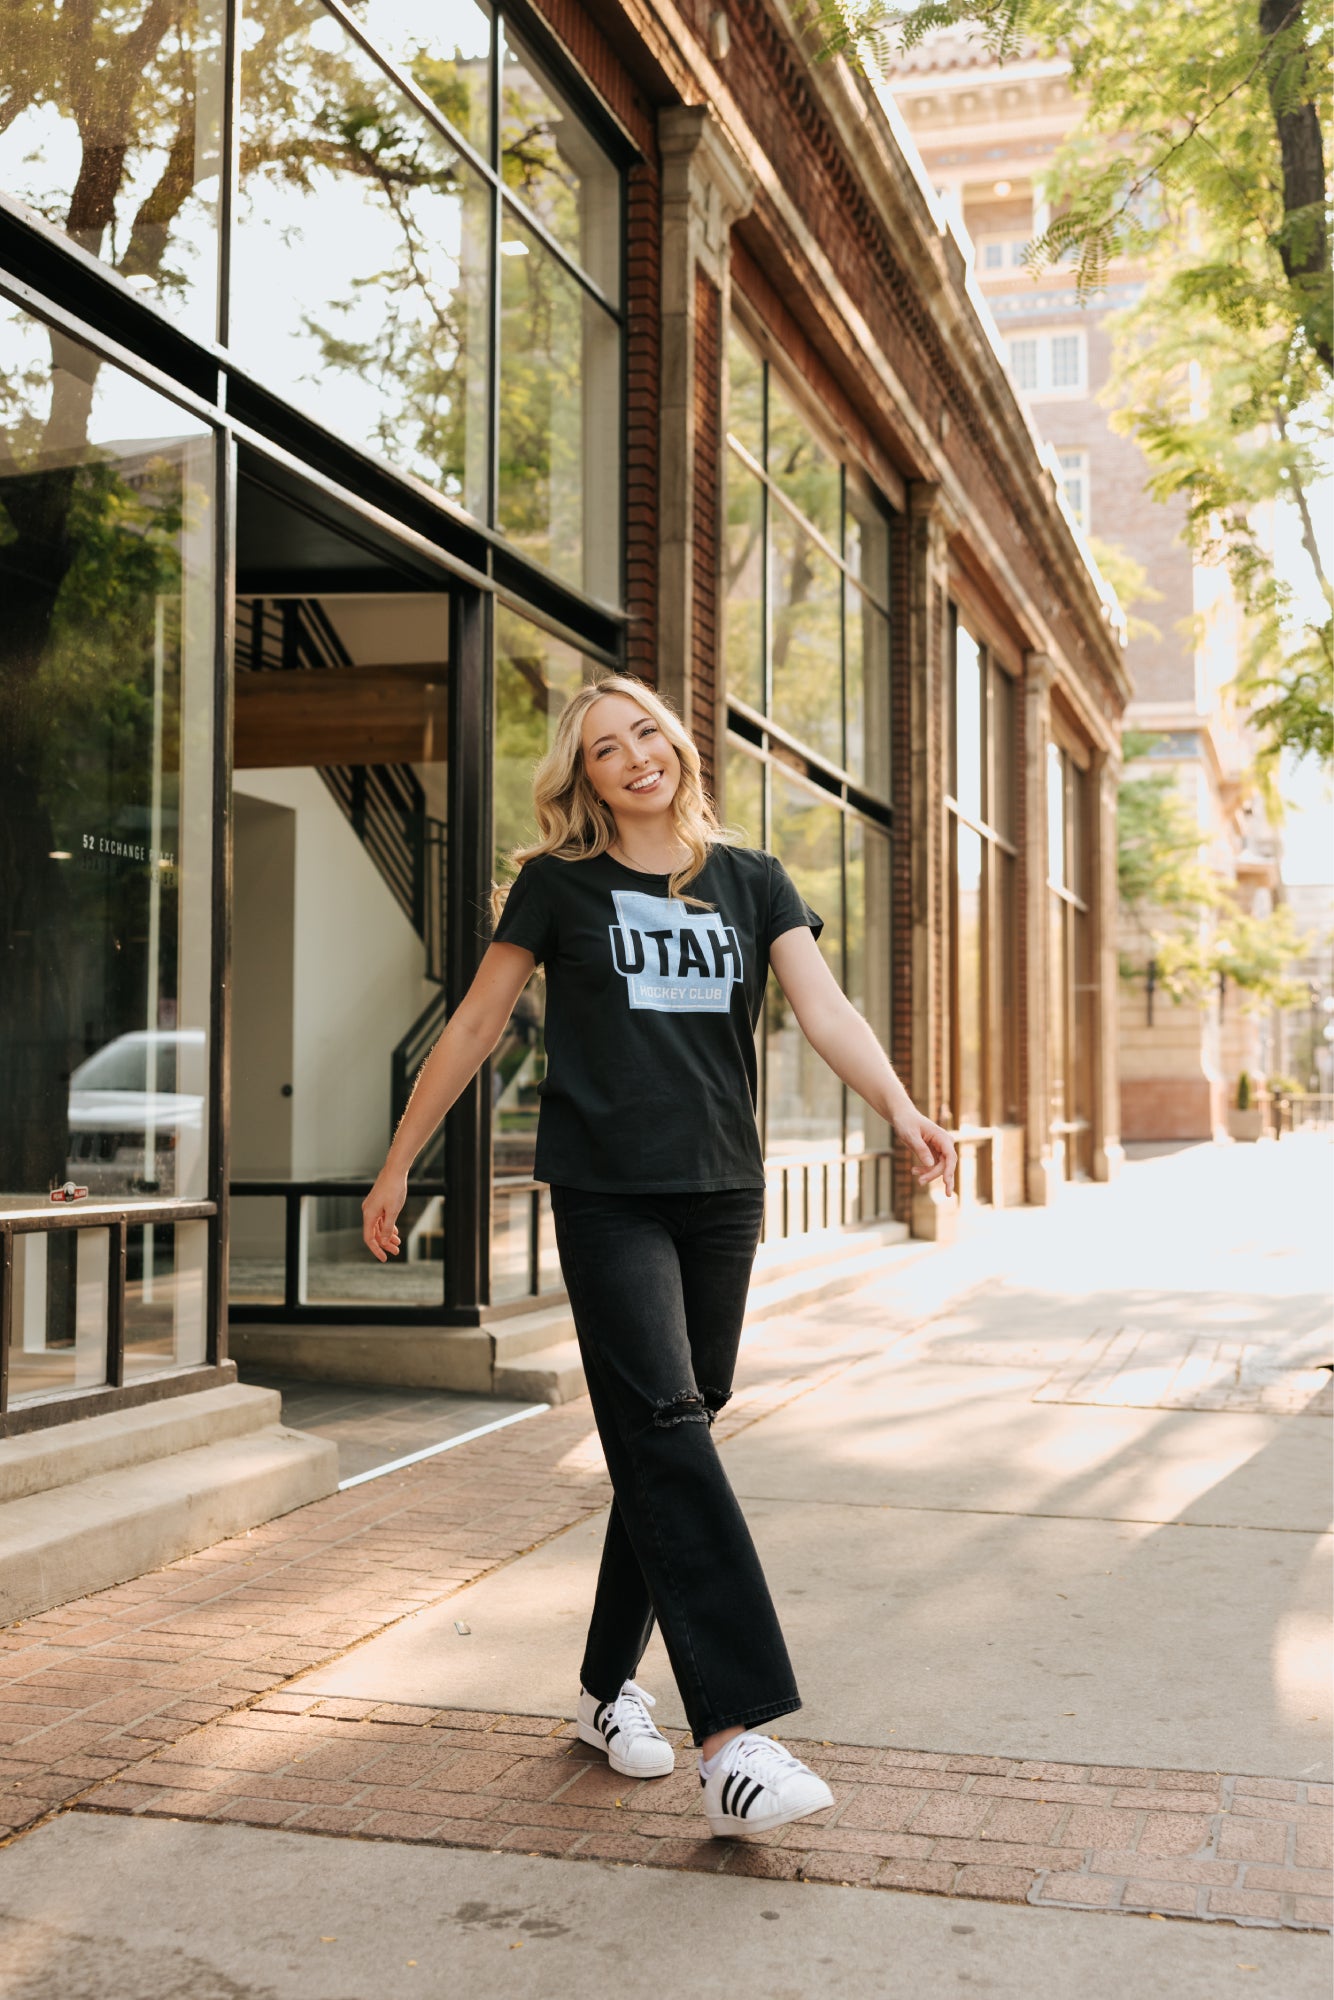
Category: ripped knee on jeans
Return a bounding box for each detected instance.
[648,1385,734,1430]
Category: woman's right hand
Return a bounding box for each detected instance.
[362,1166,408,1262]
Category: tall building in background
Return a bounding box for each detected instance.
[890,32,1282,1142]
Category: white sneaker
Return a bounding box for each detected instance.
[701,1732,833,1837]
[576,1680,675,1778]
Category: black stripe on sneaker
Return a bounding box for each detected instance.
[737,1779,765,1819]
[721,1772,738,1815]
[594,1702,609,1731]
[604,1723,621,1742]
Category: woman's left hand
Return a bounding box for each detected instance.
[894,1110,957,1197]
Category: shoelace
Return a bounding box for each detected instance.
[611,1679,662,1740]
[721,1733,804,1792]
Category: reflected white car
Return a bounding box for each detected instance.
[67,1029,206,1195]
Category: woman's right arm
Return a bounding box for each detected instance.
[361,942,538,1261]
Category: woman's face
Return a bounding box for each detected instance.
[581,693,681,826]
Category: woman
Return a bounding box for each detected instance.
[362,673,955,1839]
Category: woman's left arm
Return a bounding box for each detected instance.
[769,926,956,1196]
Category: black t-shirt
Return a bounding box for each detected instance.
[491,844,823,1192]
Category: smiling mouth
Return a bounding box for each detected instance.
[626,771,663,793]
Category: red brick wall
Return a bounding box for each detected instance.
[691,266,721,798]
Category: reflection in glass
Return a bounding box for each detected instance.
[0,0,223,341]
[0,301,214,1203]
[727,325,764,460]
[1049,894,1067,1129]
[992,850,1019,1124]
[350,0,493,157]
[6,1229,110,1404]
[846,586,891,799]
[767,373,840,544]
[845,819,892,1195]
[991,662,1016,841]
[955,823,983,1126]
[1047,741,1066,886]
[492,609,595,1253]
[955,624,983,823]
[301,1193,443,1303]
[724,744,764,848]
[500,22,618,295]
[229,1196,285,1304]
[124,1219,208,1377]
[845,475,889,599]
[771,507,842,768]
[724,455,764,711]
[767,773,842,1156]
[498,214,620,600]
[234,0,491,516]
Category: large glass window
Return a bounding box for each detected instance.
[230,0,621,603]
[723,324,895,1236]
[490,606,596,1300]
[0,0,224,343]
[947,617,1019,1170]
[1047,741,1092,1178]
[0,299,216,1208]
[233,0,491,519]
[724,325,892,798]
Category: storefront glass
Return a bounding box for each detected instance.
[0,299,215,1207]
[0,0,224,343]
[724,323,896,1233]
[234,0,491,518]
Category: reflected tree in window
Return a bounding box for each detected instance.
[0,0,224,340]
[0,305,213,1194]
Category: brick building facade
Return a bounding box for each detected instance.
[0,0,1127,1462]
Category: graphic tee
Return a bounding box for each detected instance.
[491,845,823,1191]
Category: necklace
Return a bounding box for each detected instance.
[610,838,679,876]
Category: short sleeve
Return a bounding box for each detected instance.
[491,860,554,964]
[766,854,824,946]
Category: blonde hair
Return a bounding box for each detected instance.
[492,674,732,920]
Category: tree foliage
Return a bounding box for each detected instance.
[1117,733,1307,1008]
[809,0,1334,772]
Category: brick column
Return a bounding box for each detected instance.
[1022,651,1056,1206]
[1088,745,1124,1182]
[657,106,755,775]
[906,482,958,1243]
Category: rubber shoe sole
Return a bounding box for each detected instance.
[576,1717,674,1779]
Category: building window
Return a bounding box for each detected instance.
[947,619,1019,1165]
[0,297,217,1398]
[1057,450,1089,529]
[227,0,622,602]
[723,324,895,1234]
[0,0,224,344]
[1007,337,1038,392]
[1004,329,1087,397]
[1047,741,1092,1178]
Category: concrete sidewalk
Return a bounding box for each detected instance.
[1,1138,1330,1995]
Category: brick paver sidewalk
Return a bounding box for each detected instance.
[0,1359,841,1839]
[74,1694,1334,1930]
[2,1357,1330,1936]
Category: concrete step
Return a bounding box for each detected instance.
[481,1303,578,1364]
[0,1383,279,1504]
[492,1339,586,1406]
[228,1323,494,1394]
[0,1419,338,1625]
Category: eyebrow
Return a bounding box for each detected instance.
[590,717,654,748]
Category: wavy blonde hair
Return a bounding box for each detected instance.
[492,673,732,920]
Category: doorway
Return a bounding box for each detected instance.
[227,466,459,1319]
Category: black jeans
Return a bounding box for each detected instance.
[550,1184,801,1745]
